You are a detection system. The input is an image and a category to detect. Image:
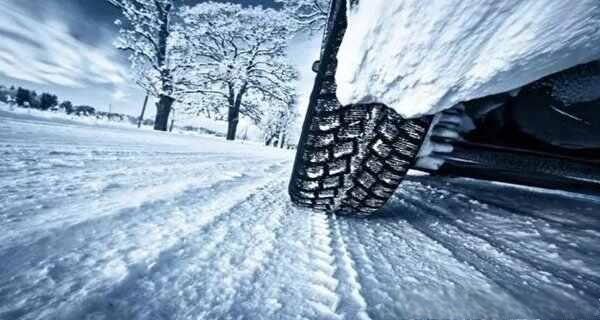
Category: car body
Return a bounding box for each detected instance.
[289,0,600,215]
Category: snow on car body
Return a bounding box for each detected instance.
[336,0,600,118]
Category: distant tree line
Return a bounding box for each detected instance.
[0,84,241,136]
[0,84,143,123]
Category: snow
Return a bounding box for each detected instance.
[0,103,259,141]
[0,104,143,130]
[336,0,600,118]
[1,111,600,319]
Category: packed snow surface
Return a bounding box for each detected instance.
[1,110,600,319]
[336,0,600,118]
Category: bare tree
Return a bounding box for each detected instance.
[177,3,298,140]
[108,0,181,131]
[274,0,331,33]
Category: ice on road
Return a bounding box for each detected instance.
[1,111,599,319]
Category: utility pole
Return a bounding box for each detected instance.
[169,108,175,132]
[138,93,149,128]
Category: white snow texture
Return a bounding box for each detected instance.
[1,107,600,319]
[336,0,600,118]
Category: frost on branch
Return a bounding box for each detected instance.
[107,0,182,131]
[275,0,330,33]
[177,2,299,141]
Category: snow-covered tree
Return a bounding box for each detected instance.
[179,93,226,121]
[5,95,16,107]
[108,0,181,131]
[275,0,330,33]
[260,95,299,148]
[15,88,31,107]
[39,93,58,111]
[59,101,74,114]
[177,3,298,140]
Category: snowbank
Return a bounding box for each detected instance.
[336,0,600,118]
[0,103,257,141]
[0,102,140,129]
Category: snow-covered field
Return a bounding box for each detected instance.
[0,104,239,140]
[1,110,599,319]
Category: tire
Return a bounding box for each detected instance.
[288,0,431,216]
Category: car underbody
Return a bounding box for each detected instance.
[417,61,600,195]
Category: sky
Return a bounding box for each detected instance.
[0,0,320,119]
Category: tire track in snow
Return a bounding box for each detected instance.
[222,203,316,319]
[402,178,600,298]
[0,150,263,210]
[399,193,599,318]
[1,169,283,319]
[61,174,290,320]
[0,155,259,230]
[0,142,281,224]
[179,185,289,320]
[0,162,289,320]
[237,210,342,320]
[342,204,531,319]
[405,177,600,249]
[306,212,342,320]
[224,209,343,320]
[442,190,600,275]
[399,181,600,293]
[0,150,235,214]
[348,219,418,318]
[470,195,600,232]
[393,205,540,316]
[336,218,399,319]
[223,201,291,319]
[328,214,371,320]
[375,212,531,318]
[0,157,277,249]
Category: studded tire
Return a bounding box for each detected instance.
[289,103,430,216]
[288,0,431,216]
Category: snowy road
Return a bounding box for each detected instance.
[1,111,599,319]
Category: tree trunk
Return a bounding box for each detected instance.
[138,93,149,128]
[280,132,287,149]
[226,83,247,141]
[226,98,240,140]
[155,2,174,132]
[154,95,174,131]
[227,117,239,140]
[265,136,274,146]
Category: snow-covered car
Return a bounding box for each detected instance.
[289,0,600,216]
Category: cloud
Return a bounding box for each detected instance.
[112,88,128,101]
[0,2,127,88]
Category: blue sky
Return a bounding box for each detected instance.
[0,0,319,119]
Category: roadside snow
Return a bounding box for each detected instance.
[0,103,252,141]
[1,112,599,319]
[0,103,142,130]
[336,0,600,118]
